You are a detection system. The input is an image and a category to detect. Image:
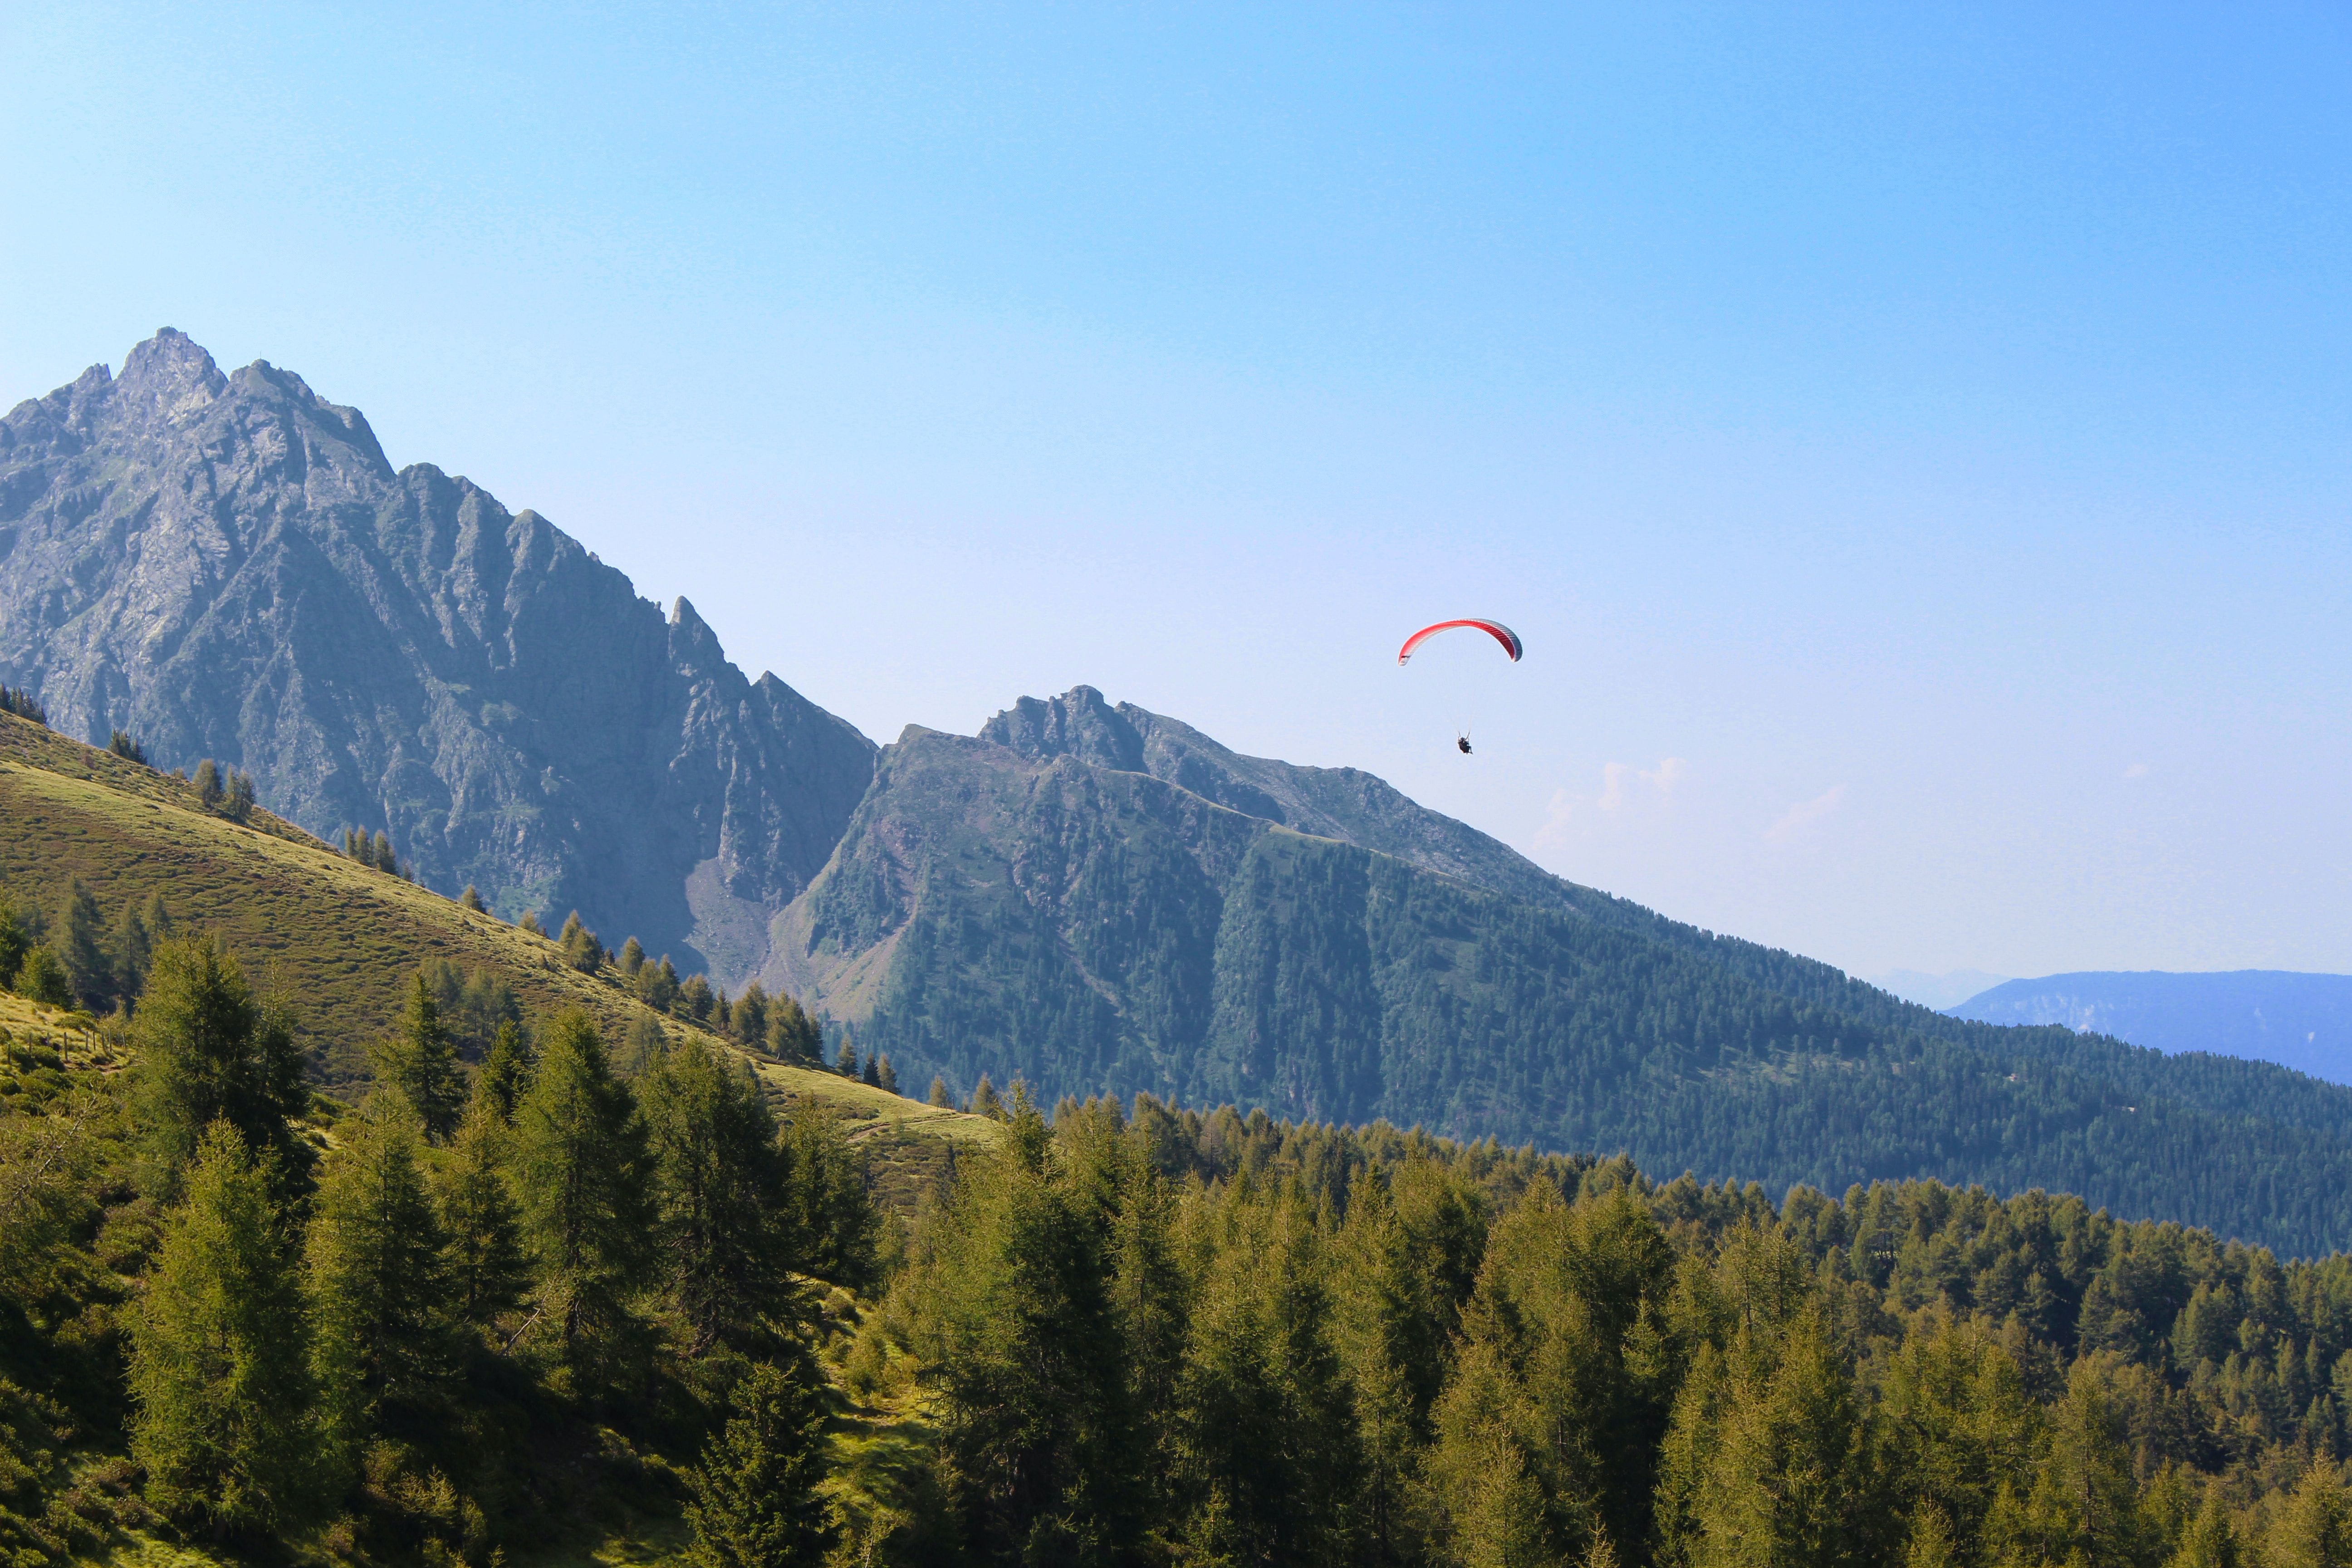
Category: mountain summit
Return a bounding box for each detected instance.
[0,330,874,973]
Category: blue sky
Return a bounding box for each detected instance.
[5,4,2347,981]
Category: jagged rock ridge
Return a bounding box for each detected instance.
[0,330,875,980]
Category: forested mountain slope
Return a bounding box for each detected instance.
[0,330,875,977]
[765,690,2352,1254]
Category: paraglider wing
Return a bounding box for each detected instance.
[1397,619,1523,666]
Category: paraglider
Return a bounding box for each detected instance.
[1396,618,1523,665]
[1398,619,1521,754]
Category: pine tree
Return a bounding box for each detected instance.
[108,729,147,764]
[2272,1467,2351,1568]
[437,1086,531,1329]
[928,1076,953,1108]
[15,945,72,1009]
[641,1036,789,1351]
[511,1008,657,1375]
[477,1020,532,1123]
[55,878,113,1012]
[2171,1483,2243,1568]
[778,1104,880,1290]
[518,909,544,937]
[873,1054,898,1095]
[459,885,487,914]
[224,770,255,823]
[127,1122,322,1535]
[765,993,821,1064]
[194,759,224,811]
[132,937,309,1182]
[733,981,769,1048]
[968,1075,1002,1117]
[309,1098,455,1426]
[685,1345,836,1568]
[619,937,645,978]
[371,831,397,874]
[638,956,680,1012]
[858,1051,880,1088]
[109,894,163,1004]
[0,902,28,990]
[371,972,462,1141]
[558,911,602,974]
[677,974,714,1022]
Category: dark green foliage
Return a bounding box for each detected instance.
[732,981,768,1048]
[130,936,309,1182]
[640,1036,791,1351]
[12,946,71,1009]
[418,956,523,1059]
[873,1054,897,1095]
[222,769,254,823]
[308,1099,455,1424]
[685,1346,836,1568]
[637,954,679,1012]
[835,1040,858,1080]
[370,971,463,1141]
[127,1122,322,1536]
[372,831,397,875]
[679,974,715,1022]
[0,902,27,990]
[0,687,44,725]
[476,1019,533,1122]
[558,910,603,974]
[436,1089,531,1329]
[107,729,146,765]
[511,1008,657,1374]
[54,878,112,1012]
[193,760,223,812]
[777,1104,880,1291]
[764,990,821,1064]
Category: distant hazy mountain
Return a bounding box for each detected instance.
[1870,968,2014,1010]
[0,330,875,975]
[1950,971,2352,1086]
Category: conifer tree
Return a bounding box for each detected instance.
[873,1054,897,1095]
[371,831,397,874]
[679,974,715,1022]
[684,1344,836,1568]
[477,1020,532,1123]
[518,909,544,937]
[0,902,27,990]
[459,885,486,914]
[641,1036,789,1350]
[132,937,309,1182]
[511,1008,657,1373]
[194,759,224,811]
[224,770,255,822]
[371,972,463,1141]
[968,1075,1002,1117]
[309,1098,455,1426]
[55,878,113,1012]
[2269,1465,2349,1568]
[778,1104,880,1290]
[109,894,164,1004]
[15,945,72,1009]
[2171,1484,2243,1568]
[859,1050,880,1088]
[928,1076,953,1108]
[437,1084,531,1330]
[558,911,602,973]
[127,1123,322,1535]
[765,992,821,1064]
[619,937,645,978]
[109,728,147,764]
[732,981,769,1047]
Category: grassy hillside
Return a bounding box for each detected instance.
[0,710,994,1196]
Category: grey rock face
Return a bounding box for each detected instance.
[0,330,874,983]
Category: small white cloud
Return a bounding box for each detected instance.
[1538,757,1690,847]
[1765,784,1847,845]
[2123,762,2150,779]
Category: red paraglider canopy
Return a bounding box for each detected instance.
[1396,618,1523,666]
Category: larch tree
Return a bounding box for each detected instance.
[371,971,462,1141]
[685,1343,836,1568]
[131,937,309,1186]
[127,1123,323,1537]
[308,1098,456,1430]
[436,1082,531,1331]
[639,1035,789,1351]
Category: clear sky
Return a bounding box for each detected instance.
[5,4,2347,982]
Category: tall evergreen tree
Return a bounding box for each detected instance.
[640,1036,789,1351]
[309,1098,455,1426]
[194,759,224,811]
[127,1123,322,1536]
[131,936,309,1183]
[732,981,769,1048]
[0,901,29,990]
[14,945,72,1009]
[764,992,821,1064]
[54,878,113,1012]
[476,1020,532,1123]
[371,972,462,1141]
[778,1104,880,1290]
[436,1084,531,1330]
[459,885,487,913]
[684,1345,836,1568]
[510,1008,657,1376]
[558,911,602,974]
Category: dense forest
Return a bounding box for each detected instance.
[10,911,2352,1566]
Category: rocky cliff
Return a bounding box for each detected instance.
[0,330,874,980]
